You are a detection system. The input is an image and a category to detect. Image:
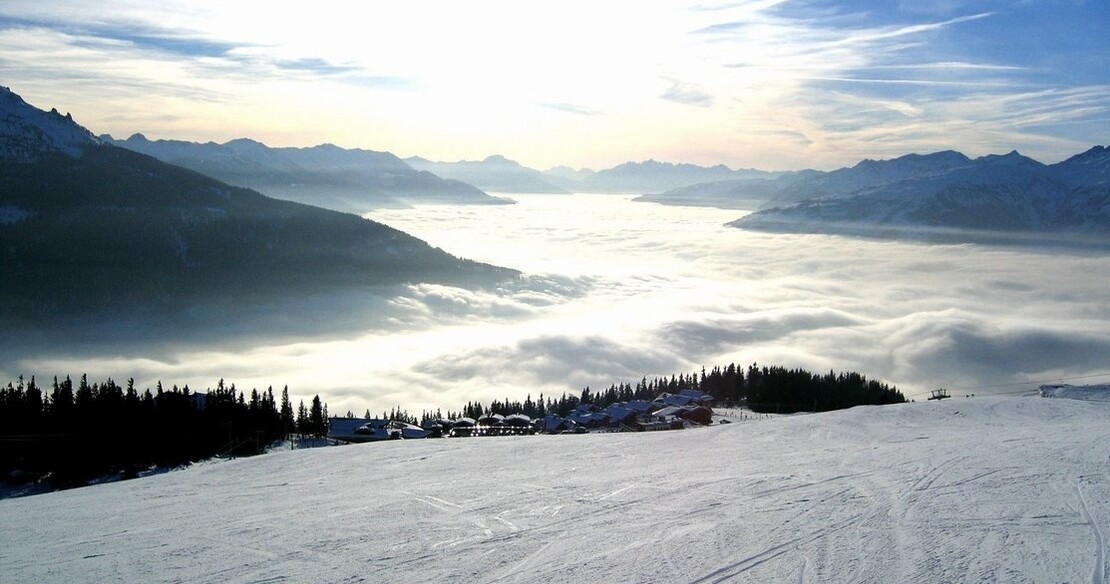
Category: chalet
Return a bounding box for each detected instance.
[605,404,638,427]
[542,414,567,434]
[652,405,690,421]
[678,389,715,407]
[327,417,430,442]
[565,411,608,429]
[655,393,698,408]
[328,417,368,441]
[679,406,713,425]
[503,413,532,427]
[477,413,505,426]
[625,400,655,415]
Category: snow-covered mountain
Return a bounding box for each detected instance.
[725,148,1110,246]
[0,88,516,320]
[0,86,101,161]
[406,154,570,194]
[3,394,1108,582]
[106,134,512,212]
[1053,145,1110,185]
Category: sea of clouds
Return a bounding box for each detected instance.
[3,194,1107,415]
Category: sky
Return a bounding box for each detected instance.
[0,0,1107,171]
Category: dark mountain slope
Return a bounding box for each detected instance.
[0,88,516,321]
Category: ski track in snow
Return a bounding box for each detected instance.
[1077,478,1107,584]
[2,395,1110,583]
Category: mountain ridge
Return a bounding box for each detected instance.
[404,154,570,194]
[106,133,512,212]
[0,87,517,322]
[725,147,1110,246]
[0,86,102,161]
[550,159,787,193]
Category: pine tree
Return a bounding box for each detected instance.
[279,386,295,437]
[296,399,308,435]
[309,395,325,438]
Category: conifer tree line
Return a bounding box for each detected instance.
[367,363,906,426]
[2,363,903,489]
[0,375,328,488]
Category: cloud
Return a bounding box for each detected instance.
[414,334,686,390]
[660,79,714,107]
[540,102,601,116]
[1,2,1106,169]
[4,195,1109,417]
[275,58,360,76]
[0,16,243,58]
[386,274,597,326]
[657,308,872,356]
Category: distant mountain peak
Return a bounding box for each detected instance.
[853,150,971,170]
[0,86,101,162]
[977,150,1043,168]
[1052,144,1110,184]
[1059,145,1110,166]
[224,137,268,148]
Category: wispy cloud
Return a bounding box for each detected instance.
[540,102,601,116]
[0,1,1105,169]
[823,13,994,49]
[275,58,360,76]
[660,78,714,107]
[0,16,243,58]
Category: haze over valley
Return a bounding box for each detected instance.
[2,83,1108,419]
[2,2,1109,580]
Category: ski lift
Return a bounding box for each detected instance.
[928,388,951,401]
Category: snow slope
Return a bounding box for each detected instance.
[2,395,1108,583]
[0,86,100,161]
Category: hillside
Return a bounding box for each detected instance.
[1,395,1107,582]
[106,134,512,212]
[0,87,516,321]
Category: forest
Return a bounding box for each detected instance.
[0,375,327,488]
[2,363,903,491]
[374,363,906,426]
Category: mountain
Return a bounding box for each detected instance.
[543,160,785,194]
[637,151,977,210]
[0,89,102,161]
[105,134,513,212]
[0,87,516,321]
[730,148,1110,246]
[543,165,596,187]
[634,172,815,210]
[1052,145,1110,184]
[405,154,569,194]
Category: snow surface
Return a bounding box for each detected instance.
[1041,383,1110,402]
[2,395,1108,583]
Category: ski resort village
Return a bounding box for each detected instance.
[328,389,719,442]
